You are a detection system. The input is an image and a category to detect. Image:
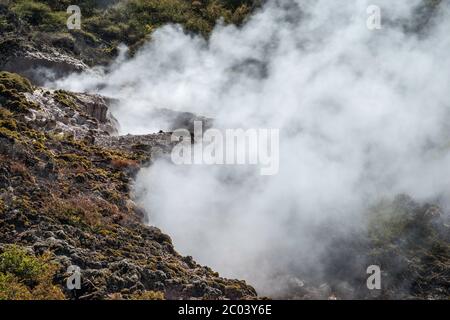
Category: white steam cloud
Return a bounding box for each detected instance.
[54,0,450,296]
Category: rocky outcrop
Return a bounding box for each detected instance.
[24,88,119,139]
[150,108,213,133]
[95,132,174,161]
[0,38,88,86]
[71,93,111,123]
[65,92,120,135]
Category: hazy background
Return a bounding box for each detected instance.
[53,0,450,296]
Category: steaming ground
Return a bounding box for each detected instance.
[53,0,450,296]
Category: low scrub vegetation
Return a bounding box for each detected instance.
[0,245,64,300]
[1,0,260,65]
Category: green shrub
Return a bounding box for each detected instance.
[0,72,33,93]
[0,245,65,300]
[11,0,66,31]
[0,16,9,32]
[11,0,53,25]
[40,11,66,32]
[0,273,33,300]
[0,245,44,283]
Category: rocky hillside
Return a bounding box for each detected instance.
[0,71,257,299]
[0,0,261,300]
[0,0,260,82]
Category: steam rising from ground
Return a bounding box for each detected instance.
[55,0,450,296]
